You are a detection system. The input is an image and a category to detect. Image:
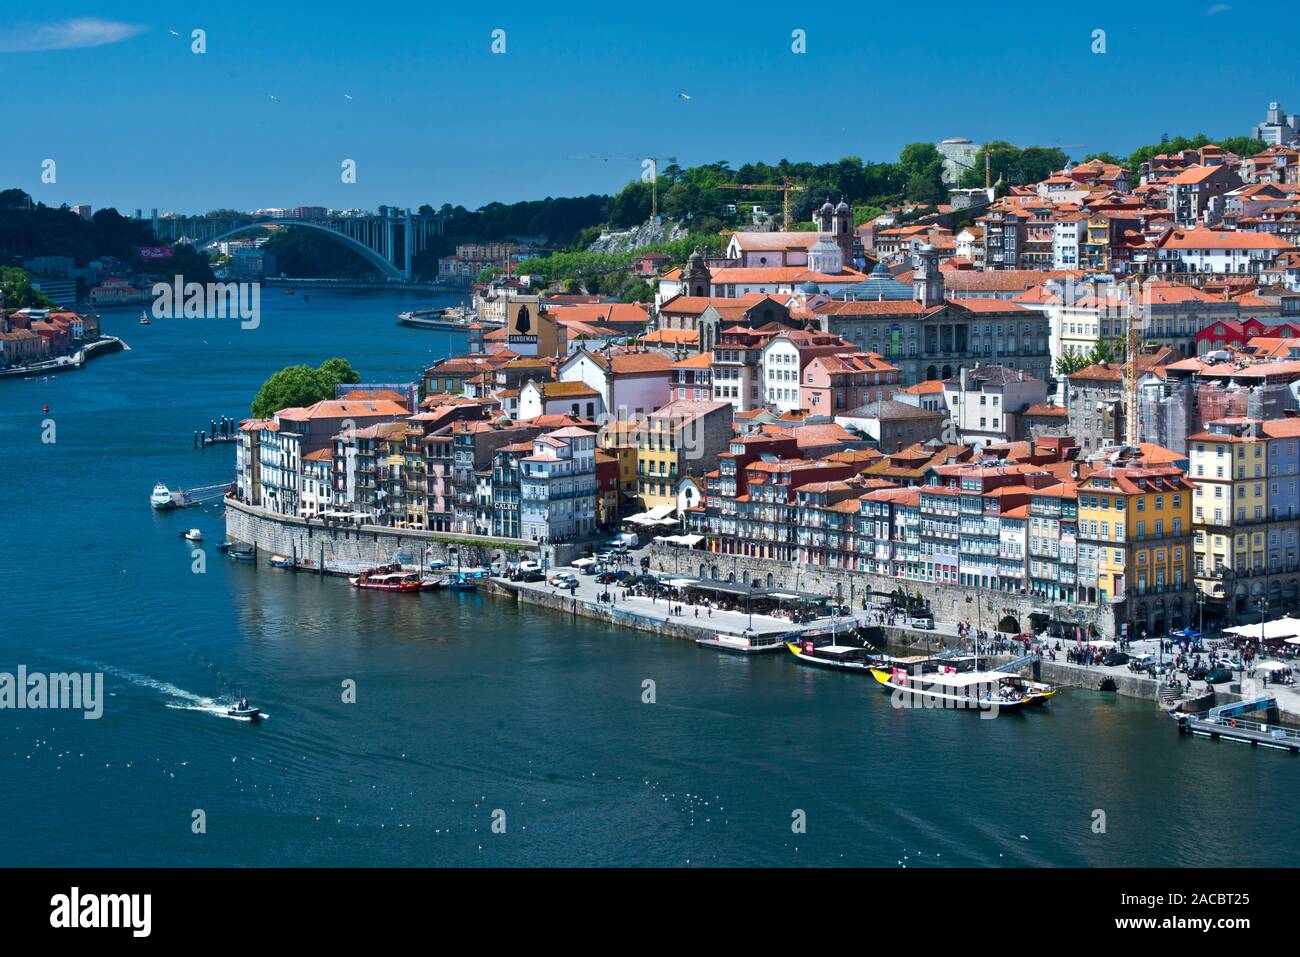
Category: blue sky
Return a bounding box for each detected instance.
[1,1,1292,215]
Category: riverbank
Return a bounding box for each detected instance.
[0,335,125,380]
[226,501,1299,720]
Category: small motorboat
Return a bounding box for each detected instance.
[227,697,261,720]
[138,310,151,325]
[447,575,477,592]
[229,548,256,562]
[215,541,233,552]
[181,528,203,542]
[419,576,448,591]
[270,554,293,568]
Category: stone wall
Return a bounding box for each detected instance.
[649,544,1119,638]
[224,498,540,571]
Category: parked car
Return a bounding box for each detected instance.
[1127,654,1157,673]
[518,569,545,583]
[1101,651,1131,667]
[549,572,578,587]
[911,617,934,630]
[596,570,632,584]
[1204,667,1234,684]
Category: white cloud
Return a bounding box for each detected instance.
[0,18,147,53]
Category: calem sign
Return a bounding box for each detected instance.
[139,246,174,260]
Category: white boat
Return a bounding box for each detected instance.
[150,482,182,509]
[138,310,151,325]
[182,528,203,542]
[696,630,790,655]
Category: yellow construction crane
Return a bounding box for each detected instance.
[568,154,677,221]
[715,179,808,229]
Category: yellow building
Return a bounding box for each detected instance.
[598,420,641,508]
[635,400,732,510]
[1189,418,1269,612]
[1077,460,1195,636]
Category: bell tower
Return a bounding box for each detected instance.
[683,247,711,298]
[913,244,945,308]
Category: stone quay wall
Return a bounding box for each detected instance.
[223,498,557,571]
[648,544,1119,639]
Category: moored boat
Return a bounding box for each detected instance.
[270,554,293,568]
[870,665,1056,711]
[229,548,256,562]
[150,482,182,509]
[348,567,423,591]
[785,640,883,673]
[447,574,477,591]
[696,630,791,655]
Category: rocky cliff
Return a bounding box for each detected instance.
[586,220,687,254]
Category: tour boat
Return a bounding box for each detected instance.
[870,665,1056,710]
[150,482,182,509]
[348,568,423,592]
[181,528,203,542]
[785,640,883,673]
[696,630,791,655]
[798,618,860,642]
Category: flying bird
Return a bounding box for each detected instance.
[169,29,181,37]
[678,92,691,100]
[268,94,280,103]
[343,93,353,100]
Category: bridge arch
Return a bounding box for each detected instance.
[195,219,405,280]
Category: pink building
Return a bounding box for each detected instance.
[801,352,900,414]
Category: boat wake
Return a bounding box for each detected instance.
[85,661,266,721]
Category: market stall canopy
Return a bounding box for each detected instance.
[1224,618,1300,642]
[658,534,703,546]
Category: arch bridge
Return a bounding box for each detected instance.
[150,207,444,281]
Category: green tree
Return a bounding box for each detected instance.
[0,267,55,308]
[251,358,361,418]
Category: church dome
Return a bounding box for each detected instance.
[806,234,843,274]
[833,262,912,301]
[800,280,821,295]
[835,198,851,213]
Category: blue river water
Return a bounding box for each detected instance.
[0,289,1295,867]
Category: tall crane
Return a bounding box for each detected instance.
[568,154,677,221]
[970,142,1085,190]
[714,179,808,229]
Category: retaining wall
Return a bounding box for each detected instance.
[650,544,1119,638]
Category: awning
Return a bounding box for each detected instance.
[1224,618,1300,642]
[659,534,703,546]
